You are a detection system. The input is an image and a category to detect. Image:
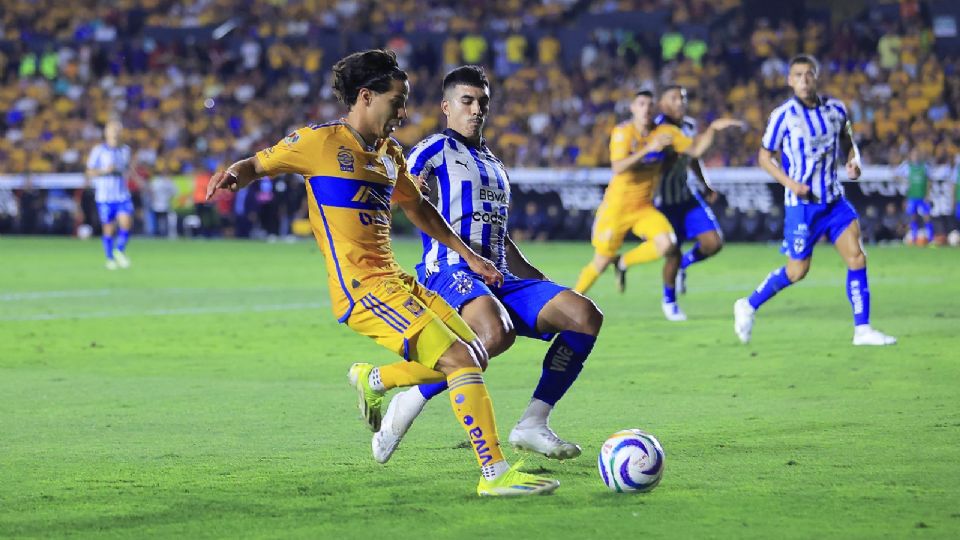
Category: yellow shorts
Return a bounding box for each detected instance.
[591,203,674,257]
[345,273,477,369]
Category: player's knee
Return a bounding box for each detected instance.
[484,326,516,358]
[786,264,809,282]
[437,340,482,374]
[847,251,866,269]
[700,234,723,256]
[581,302,604,336]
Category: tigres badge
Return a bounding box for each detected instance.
[403,297,425,317]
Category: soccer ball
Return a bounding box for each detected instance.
[598,429,664,493]
[948,230,960,247]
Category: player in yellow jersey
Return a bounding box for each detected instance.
[573,89,743,296]
[205,50,558,496]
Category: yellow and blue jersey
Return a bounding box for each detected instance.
[606,121,691,211]
[255,122,422,322]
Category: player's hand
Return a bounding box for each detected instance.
[465,254,503,288]
[206,170,239,201]
[650,133,673,152]
[416,171,430,194]
[846,160,861,180]
[789,181,810,199]
[709,119,748,132]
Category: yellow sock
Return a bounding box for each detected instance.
[447,367,505,468]
[378,361,445,390]
[574,263,601,294]
[622,241,660,267]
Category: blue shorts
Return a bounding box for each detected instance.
[416,262,567,341]
[906,198,931,216]
[658,195,721,242]
[782,199,858,260]
[97,200,134,224]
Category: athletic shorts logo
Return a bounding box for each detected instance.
[402,297,425,318]
[451,271,474,294]
[793,237,805,254]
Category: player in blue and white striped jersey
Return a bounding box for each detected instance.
[655,85,725,322]
[734,55,896,346]
[85,120,137,270]
[370,66,604,464]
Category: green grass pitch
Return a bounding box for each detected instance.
[1,236,958,539]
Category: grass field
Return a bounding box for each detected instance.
[1,236,959,539]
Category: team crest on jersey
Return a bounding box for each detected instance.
[338,147,355,172]
[379,155,397,180]
[283,132,300,145]
[402,297,425,318]
[451,271,474,294]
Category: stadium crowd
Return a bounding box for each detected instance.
[1,0,958,240]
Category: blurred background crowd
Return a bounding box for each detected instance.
[1,0,959,242]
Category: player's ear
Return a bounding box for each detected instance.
[357,88,371,107]
[440,98,450,117]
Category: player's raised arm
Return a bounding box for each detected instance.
[397,194,503,287]
[611,132,672,175]
[206,156,266,201]
[683,119,745,159]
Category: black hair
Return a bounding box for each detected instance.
[788,54,820,74]
[442,65,490,95]
[635,89,655,99]
[660,84,685,95]
[332,49,408,108]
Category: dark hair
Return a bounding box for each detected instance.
[332,49,408,108]
[442,65,490,95]
[660,84,685,95]
[635,89,655,99]
[788,54,819,74]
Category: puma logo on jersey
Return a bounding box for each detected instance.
[454,159,470,169]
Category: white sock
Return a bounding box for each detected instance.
[368,367,386,392]
[854,324,871,333]
[516,398,553,428]
[481,460,511,480]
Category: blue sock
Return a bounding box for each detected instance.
[747,266,793,310]
[679,243,705,270]
[418,381,448,400]
[925,221,934,241]
[910,221,918,241]
[117,229,130,253]
[846,267,870,327]
[102,235,115,259]
[663,285,676,304]
[533,331,596,406]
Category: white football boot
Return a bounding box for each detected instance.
[372,388,426,464]
[661,301,687,322]
[733,298,755,344]
[852,325,897,346]
[114,250,130,269]
[508,423,581,460]
[105,259,118,270]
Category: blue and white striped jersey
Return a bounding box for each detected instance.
[654,113,698,206]
[86,143,132,203]
[762,95,849,206]
[408,129,511,275]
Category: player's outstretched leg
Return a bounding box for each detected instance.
[435,341,558,496]
[114,212,133,268]
[509,291,602,459]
